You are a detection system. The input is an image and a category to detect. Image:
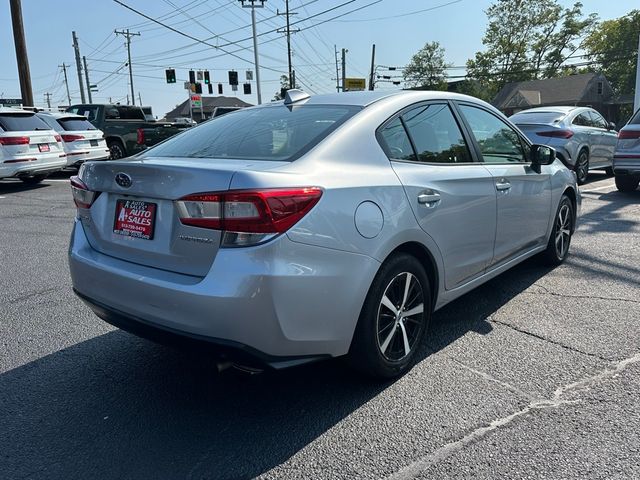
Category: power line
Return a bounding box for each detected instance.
[337,0,462,22]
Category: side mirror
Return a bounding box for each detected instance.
[531,144,556,167]
[608,121,617,131]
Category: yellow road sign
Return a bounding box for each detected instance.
[344,78,366,91]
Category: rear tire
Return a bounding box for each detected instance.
[604,166,614,176]
[574,150,589,185]
[108,140,126,160]
[615,175,639,192]
[20,174,48,185]
[348,253,431,379]
[541,195,574,266]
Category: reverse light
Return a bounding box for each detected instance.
[70,175,99,209]
[618,130,640,140]
[61,134,84,142]
[537,129,574,139]
[0,136,30,145]
[176,187,323,246]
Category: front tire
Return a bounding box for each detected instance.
[348,253,431,378]
[615,175,639,192]
[574,150,589,185]
[542,195,574,266]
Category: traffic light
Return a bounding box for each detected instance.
[243,83,251,95]
[208,83,213,94]
[189,70,196,84]
[228,71,238,86]
[165,69,176,84]
[218,83,223,94]
[204,70,210,84]
[195,82,202,94]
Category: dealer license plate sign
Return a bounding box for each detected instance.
[113,199,157,240]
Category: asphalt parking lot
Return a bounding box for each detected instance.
[1,172,639,480]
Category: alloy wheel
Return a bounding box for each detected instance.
[576,153,588,184]
[376,272,425,362]
[555,203,572,259]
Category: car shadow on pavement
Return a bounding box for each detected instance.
[0,180,51,194]
[0,259,553,480]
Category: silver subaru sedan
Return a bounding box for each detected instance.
[68,90,580,378]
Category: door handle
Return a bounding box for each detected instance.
[495,180,511,191]
[418,192,441,206]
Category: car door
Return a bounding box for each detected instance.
[379,102,497,290]
[455,103,552,267]
[588,110,617,167]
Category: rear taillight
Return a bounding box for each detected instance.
[70,175,99,209]
[54,134,63,143]
[0,136,30,145]
[136,128,145,145]
[176,187,323,247]
[618,130,640,139]
[61,134,84,142]
[538,129,574,139]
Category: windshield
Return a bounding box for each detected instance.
[509,112,565,124]
[142,104,361,161]
[0,113,52,131]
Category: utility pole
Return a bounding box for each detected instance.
[634,32,640,114]
[44,92,52,109]
[114,29,140,105]
[82,56,92,104]
[277,0,298,89]
[72,31,86,103]
[334,45,340,92]
[59,63,71,105]
[341,48,347,92]
[239,0,265,105]
[369,44,376,91]
[9,0,34,107]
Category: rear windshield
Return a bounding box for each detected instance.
[509,112,565,124]
[629,109,640,125]
[58,117,96,131]
[143,104,361,161]
[0,113,52,132]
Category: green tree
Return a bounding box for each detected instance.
[403,41,450,90]
[273,75,299,101]
[583,10,640,96]
[466,0,597,99]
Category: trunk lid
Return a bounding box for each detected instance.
[79,157,288,277]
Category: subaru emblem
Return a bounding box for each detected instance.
[115,172,132,188]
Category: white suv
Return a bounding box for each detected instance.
[37,112,109,167]
[0,108,67,184]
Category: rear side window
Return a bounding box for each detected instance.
[378,118,416,161]
[509,112,564,124]
[38,115,63,132]
[0,113,51,132]
[67,106,99,122]
[58,117,96,131]
[143,104,360,161]
[629,110,640,125]
[401,104,472,164]
[459,104,526,163]
[572,113,592,127]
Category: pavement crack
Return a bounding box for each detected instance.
[528,283,640,305]
[386,352,640,480]
[4,287,63,306]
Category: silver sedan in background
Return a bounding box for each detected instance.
[510,106,618,185]
[68,90,580,378]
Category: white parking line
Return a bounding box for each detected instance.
[0,196,5,199]
[45,179,71,183]
[581,183,616,193]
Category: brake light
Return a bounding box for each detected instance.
[176,188,323,246]
[537,129,574,139]
[54,134,63,143]
[70,175,99,209]
[618,129,640,139]
[136,128,145,145]
[61,134,84,142]
[0,136,30,145]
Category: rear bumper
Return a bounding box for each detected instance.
[613,155,640,176]
[0,153,67,179]
[69,219,380,361]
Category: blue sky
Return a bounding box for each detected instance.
[0,0,637,118]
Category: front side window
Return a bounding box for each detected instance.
[589,111,607,129]
[458,104,526,163]
[143,104,360,162]
[401,104,472,164]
